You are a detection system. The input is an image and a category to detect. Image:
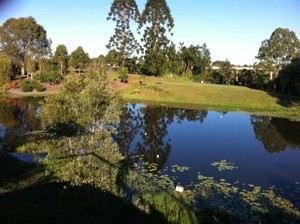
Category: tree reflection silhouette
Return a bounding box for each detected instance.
[0,98,42,150]
[114,104,208,171]
[251,115,300,153]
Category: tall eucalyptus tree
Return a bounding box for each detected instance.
[53,44,68,75]
[0,16,51,76]
[257,28,300,79]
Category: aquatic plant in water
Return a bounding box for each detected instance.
[211,159,238,171]
[125,156,300,223]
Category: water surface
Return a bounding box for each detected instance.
[1,99,299,191]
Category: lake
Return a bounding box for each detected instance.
[1,98,300,195]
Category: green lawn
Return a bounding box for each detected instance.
[117,74,300,120]
[2,72,300,120]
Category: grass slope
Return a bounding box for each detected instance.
[117,74,300,120]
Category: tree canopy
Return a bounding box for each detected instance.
[53,44,68,75]
[69,46,90,71]
[0,56,13,84]
[276,57,300,97]
[179,43,211,75]
[257,28,300,77]
[139,0,174,76]
[0,16,51,76]
[107,0,140,67]
[40,70,123,190]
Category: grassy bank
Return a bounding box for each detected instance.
[117,74,300,120]
[2,73,300,120]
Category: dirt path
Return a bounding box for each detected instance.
[7,84,60,95]
[7,81,129,95]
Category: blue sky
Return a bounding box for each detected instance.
[0,0,300,65]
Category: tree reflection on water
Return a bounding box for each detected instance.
[1,99,300,166]
[114,104,208,171]
[251,115,300,153]
[0,98,42,150]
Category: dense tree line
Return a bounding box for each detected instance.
[0,2,300,97]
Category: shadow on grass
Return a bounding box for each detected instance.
[0,152,169,224]
[267,91,300,107]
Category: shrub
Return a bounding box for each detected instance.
[118,67,129,83]
[0,56,13,84]
[39,73,62,85]
[10,80,22,89]
[20,79,45,92]
[33,81,46,92]
[20,80,33,92]
[0,83,10,94]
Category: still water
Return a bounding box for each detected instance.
[1,98,300,190]
[115,104,300,190]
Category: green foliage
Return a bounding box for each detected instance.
[257,27,300,76]
[139,0,174,76]
[53,44,68,75]
[179,43,211,76]
[40,70,123,190]
[69,46,90,70]
[107,0,140,66]
[210,60,233,84]
[142,50,167,76]
[145,85,163,92]
[142,192,198,224]
[105,49,122,67]
[0,56,13,85]
[20,80,33,92]
[20,79,45,92]
[34,82,46,92]
[99,67,107,76]
[38,73,63,85]
[276,57,300,97]
[237,69,270,90]
[0,16,51,76]
[124,57,139,74]
[118,67,129,83]
[0,83,10,94]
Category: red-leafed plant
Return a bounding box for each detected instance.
[10,80,22,89]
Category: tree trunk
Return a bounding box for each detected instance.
[60,62,64,75]
[121,6,128,67]
[21,60,25,76]
[270,71,273,80]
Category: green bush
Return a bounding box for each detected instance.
[20,79,45,92]
[33,81,46,92]
[118,67,129,83]
[20,80,34,92]
[39,73,62,84]
[0,83,10,94]
[0,56,13,84]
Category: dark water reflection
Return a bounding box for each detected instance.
[0,98,41,151]
[114,104,300,189]
[0,99,300,189]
